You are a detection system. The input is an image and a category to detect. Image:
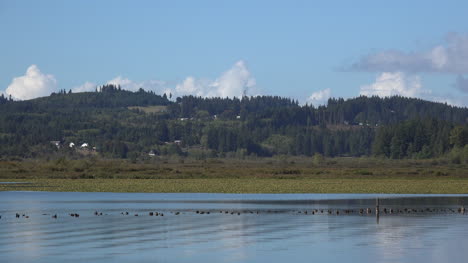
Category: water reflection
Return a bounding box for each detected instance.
[1,192,468,263]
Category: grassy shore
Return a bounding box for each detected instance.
[1,157,467,193]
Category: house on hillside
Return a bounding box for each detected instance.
[50,141,61,149]
[80,143,89,148]
[148,150,156,157]
[69,142,75,148]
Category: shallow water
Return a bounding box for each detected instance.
[1,192,468,263]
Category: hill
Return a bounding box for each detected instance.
[0,84,467,160]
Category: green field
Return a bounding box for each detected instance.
[127,105,168,114]
[1,157,467,193]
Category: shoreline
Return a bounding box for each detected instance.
[2,177,468,194]
[1,157,467,194]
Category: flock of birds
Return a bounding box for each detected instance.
[1,206,466,220]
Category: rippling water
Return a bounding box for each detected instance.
[1,192,468,263]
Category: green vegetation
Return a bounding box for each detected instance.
[1,85,467,160]
[128,105,168,114]
[1,85,467,194]
[1,157,468,193]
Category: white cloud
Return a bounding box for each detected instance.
[73,77,168,95]
[107,77,167,94]
[359,72,468,107]
[209,60,256,98]
[360,72,430,98]
[107,76,142,91]
[174,76,208,97]
[72,81,96,93]
[350,33,468,74]
[424,91,468,107]
[68,60,256,100]
[307,88,331,106]
[172,60,256,98]
[6,65,57,100]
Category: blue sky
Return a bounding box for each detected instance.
[1,0,468,106]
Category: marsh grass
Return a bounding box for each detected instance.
[1,157,467,193]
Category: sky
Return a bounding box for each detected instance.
[1,0,468,106]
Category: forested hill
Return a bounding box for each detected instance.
[0,84,467,160]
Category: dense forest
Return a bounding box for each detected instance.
[0,85,467,160]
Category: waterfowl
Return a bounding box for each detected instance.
[52,214,57,219]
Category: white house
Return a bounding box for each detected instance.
[50,141,61,149]
[80,143,89,148]
[69,142,75,148]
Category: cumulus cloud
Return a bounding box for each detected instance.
[108,77,168,95]
[107,76,142,91]
[358,72,468,107]
[360,72,430,98]
[174,77,209,97]
[71,60,257,99]
[209,60,256,98]
[349,33,468,74]
[73,77,168,94]
[306,88,331,106]
[6,65,57,100]
[174,60,256,98]
[72,81,97,93]
[453,75,468,93]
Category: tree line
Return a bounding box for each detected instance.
[0,85,466,160]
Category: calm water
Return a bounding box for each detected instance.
[1,192,468,263]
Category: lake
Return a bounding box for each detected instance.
[1,192,468,263]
